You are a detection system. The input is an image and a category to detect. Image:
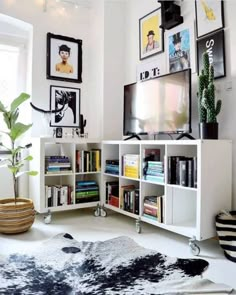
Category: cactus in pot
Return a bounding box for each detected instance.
[198,52,222,139]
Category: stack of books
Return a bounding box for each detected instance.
[105,159,119,175]
[144,161,164,183]
[45,156,72,174]
[143,195,163,222]
[122,154,140,179]
[75,180,99,204]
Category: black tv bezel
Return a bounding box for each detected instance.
[123,68,192,137]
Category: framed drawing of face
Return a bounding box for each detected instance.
[139,8,164,60]
[50,85,80,128]
[47,33,82,83]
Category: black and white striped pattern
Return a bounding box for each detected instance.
[216,211,236,262]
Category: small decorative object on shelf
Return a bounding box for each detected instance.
[55,127,63,138]
[198,52,222,139]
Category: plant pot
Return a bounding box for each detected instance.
[0,198,35,234]
[199,122,218,139]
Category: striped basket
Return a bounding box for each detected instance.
[215,211,236,262]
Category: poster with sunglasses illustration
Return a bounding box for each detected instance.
[50,85,80,128]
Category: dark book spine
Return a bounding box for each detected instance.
[193,156,197,188]
[179,160,188,186]
[134,189,139,215]
[187,158,194,187]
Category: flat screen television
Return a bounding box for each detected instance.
[123,68,192,137]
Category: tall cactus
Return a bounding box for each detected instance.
[198,52,222,123]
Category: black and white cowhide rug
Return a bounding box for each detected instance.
[0,233,233,294]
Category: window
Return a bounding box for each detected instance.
[0,40,28,136]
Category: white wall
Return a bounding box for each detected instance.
[0,0,102,139]
[103,0,125,139]
[123,0,236,208]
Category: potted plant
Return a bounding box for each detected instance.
[0,93,38,234]
[198,52,222,139]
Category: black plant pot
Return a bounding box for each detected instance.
[199,122,218,139]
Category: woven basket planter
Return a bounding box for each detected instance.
[0,198,35,234]
[215,211,236,262]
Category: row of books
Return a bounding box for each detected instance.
[75,180,100,204]
[143,195,163,223]
[168,156,197,188]
[76,149,101,173]
[122,154,140,179]
[106,181,140,215]
[45,185,73,208]
[105,159,119,175]
[45,156,72,174]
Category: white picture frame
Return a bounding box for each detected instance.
[195,0,224,39]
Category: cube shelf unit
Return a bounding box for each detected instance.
[29,137,101,213]
[101,140,232,241]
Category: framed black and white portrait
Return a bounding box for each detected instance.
[197,29,226,79]
[47,33,82,83]
[195,0,224,39]
[50,85,80,127]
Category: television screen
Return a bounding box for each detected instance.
[123,69,191,136]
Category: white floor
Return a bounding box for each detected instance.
[1,208,236,291]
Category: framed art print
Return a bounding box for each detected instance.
[167,23,196,73]
[139,8,164,60]
[197,29,226,79]
[50,85,80,128]
[47,33,82,83]
[195,0,224,39]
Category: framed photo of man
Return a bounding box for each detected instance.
[167,23,196,73]
[47,33,82,83]
[50,85,80,128]
[197,29,226,79]
[139,8,164,60]
[195,0,224,39]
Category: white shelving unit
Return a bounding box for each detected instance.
[29,137,101,214]
[101,140,232,242]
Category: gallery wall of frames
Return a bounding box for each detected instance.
[138,0,225,81]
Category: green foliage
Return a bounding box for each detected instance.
[198,52,222,123]
[0,93,38,199]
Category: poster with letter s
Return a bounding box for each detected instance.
[197,29,225,79]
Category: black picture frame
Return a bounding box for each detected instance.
[197,29,226,79]
[139,8,164,60]
[47,32,82,83]
[195,0,224,39]
[50,85,80,128]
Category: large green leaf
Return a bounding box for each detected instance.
[0,101,6,112]
[10,93,30,112]
[3,112,11,129]
[23,155,33,161]
[10,109,19,126]
[9,123,32,141]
